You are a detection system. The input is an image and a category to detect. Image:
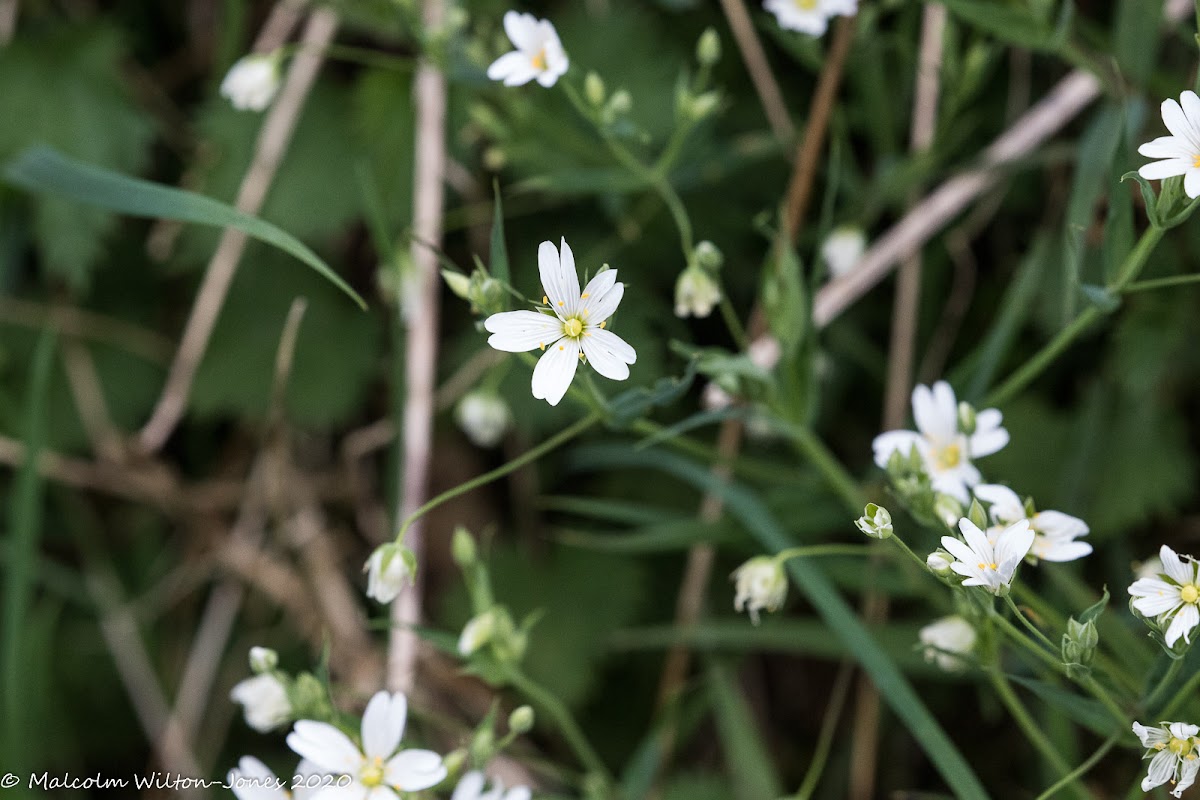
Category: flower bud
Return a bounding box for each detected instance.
[918,615,977,672]
[820,226,866,278]
[674,265,722,318]
[230,674,291,732]
[585,71,606,107]
[957,401,977,435]
[731,556,788,625]
[934,493,964,529]
[441,748,467,777]
[927,549,954,576]
[452,527,478,569]
[289,672,327,719]
[442,269,472,300]
[696,28,721,66]
[682,90,721,122]
[508,705,535,733]
[456,391,511,448]
[469,725,496,765]
[607,89,633,116]
[855,503,893,539]
[458,610,498,657]
[220,52,283,112]
[248,646,278,674]
[966,498,989,530]
[693,240,724,271]
[364,543,415,604]
[1062,617,1099,678]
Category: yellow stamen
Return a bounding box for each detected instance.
[557,301,564,306]
[542,295,548,304]
[599,321,606,329]
[360,758,385,788]
[1193,154,1200,169]
[582,293,590,299]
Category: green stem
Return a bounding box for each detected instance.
[889,535,931,573]
[1160,665,1200,719]
[1033,730,1120,800]
[986,224,1165,407]
[775,422,865,512]
[792,662,854,800]
[394,411,602,541]
[718,295,749,350]
[1005,595,1058,654]
[774,544,875,562]
[506,668,612,782]
[1143,658,1184,713]
[1121,272,1200,294]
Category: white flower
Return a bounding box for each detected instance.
[484,238,636,406]
[1137,555,1166,581]
[456,392,512,448]
[287,691,447,798]
[763,0,858,37]
[820,226,866,278]
[452,771,532,800]
[249,646,278,673]
[220,54,282,112]
[674,265,721,318]
[364,544,412,605]
[732,556,788,624]
[918,615,977,672]
[230,674,291,733]
[1138,91,1200,199]
[458,610,497,656]
[1133,721,1200,796]
[747,335,782,371]
[972,484,1092,563]
[1129,545,1200,648]
[940,518,1034,595]
[228,756,323,800]
[872,381,1009,503]
[701,381,734,411]
[487,11,568,88]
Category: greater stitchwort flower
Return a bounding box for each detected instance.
[364,543,414,605]
[1139,91,1200,199]
[918,615,977,672]
[1129,545,1200,648]
[873,381,1008,503]
[1133,721,1200,796]
[763,0,858,37]
[732,556,788,624]
[820,225,866,278]
[220,54,282,111]
[452,771,532,800]
[484,238,636,406]
[973,483,1092,563]
[230,673,291,733]
[487,11,569,88]
[940,518,1034,595]
[287,691,447,798]
[228,756,324,800]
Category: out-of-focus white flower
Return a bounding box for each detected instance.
[1137,554,1166,581]
[820,226,867,278]
[732,556,788,624]
[452,771,532,800]
[747,335,782,371]
[287,692,447,798]
[1133,721,1200,796]
[228,756,324,800]
[456,392,512,448]
[220,54,282,112]
[763,0,858,37]
[872,381,1008,503]
[940,518,1033,595]
[231,674,291,733]
[701,381,734,411]
[458,610,498,656]
[487,11,568,88]
[674,265,722,318]
[918,615,976,672]
[855,503,892,539]
[1138,91,1200,199]
[1129,545,1200,648]
[484,239,635,406]
[973,484,1092,563]
[248,646,278,674]
[364,543,413,605]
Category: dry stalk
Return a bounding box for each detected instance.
[716,0,795,144]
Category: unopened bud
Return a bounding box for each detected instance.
[927,549,954,576]
[585,72,606,107]
[957,401,977,435]
[248,646,278,674]
[442,270,472,300]
[696,28,721,66]
[508,705,535,733]
[452,527,478,569]
[855,503,893,539]
[607,89,632,116]
[693,240,724,271]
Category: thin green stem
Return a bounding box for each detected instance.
[1005,595,1058,654]
[395,411,602,541]
[1121,273,1200,294]
[1033,730,1120,800]
[775,421,865,512]
[506,668,612,782]
[774,544,875,562]
[889,535,931,573]
[1143,658,1184,713]
[1161,665,1200,719]
[718,295,749,350]
[986,224,1165,406]
[792,662,854,800]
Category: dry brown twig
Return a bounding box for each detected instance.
[138,8,339,454]
[716,0,795,145]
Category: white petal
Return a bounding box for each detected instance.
[1129,577,1183,617]
[1162,98,1200,149]
[1181,90,1200,137]
[871,430,924,468]
[913,383,956,440]
[229,757,286,800]
[957,518,992,558]
[362,691,406,760]
[941,535,979,567]
[485,310,564,352]
[1133,722,1170,748]
[311,785,369,800]
[536,67,561,87]
[579,269,618,310]
[486,52,531,82]
[501,60,540,87]
[1034,538,1092,562]
[531,338,580,406]
[1170,722,1200,739]
[972,484,1024,524]
[1165,603,1200,647]
[930,471,972,504]
[1032,510,1088,539]
[502,11,540,51]
[1161,545,1192,584]
[1144,748,1178,791]
[1173,756,1200,797]
[994,520,1034,566]
[1139,136,1191,159]
[969,426,1009,458]
[1140,158,1192,181]
[581,328,636,381]
[1186,168,1200,199]
[287,721,362,774]
[583,278,625,323]
[538,239,580,317]
[452,772,485,800]
[386,750,447,792]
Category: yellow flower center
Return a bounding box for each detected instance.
[977,562,998,571]
[1169,737,1194,757]
[1193,154,1200,169]
[360,758,385,788]
[934,442,963,470]
[531,48,547,70]
[563,318,583,338]
[1182,583,1199,604]
[794,0,819,8]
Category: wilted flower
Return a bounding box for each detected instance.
[1129,545,1200,648]
[918,615,976,672]
[452,771,532,800]
[674,265,722,318]
[364,543,414,605]
[940,518,1034,596]
[220,53,282,112]
[287,691,447,798]
[487,11,568,88]
[855,503,892,539]
[821,226,867,278]
[484,238,636,406]
[763,0,858,37]
[1139,91,1200,199]
[456,392,511,448]
[973,484,1092,563]
[230,674,291,733]
[873,381,1008,503]
[1133,721,1200,796]
[732,556,788,624]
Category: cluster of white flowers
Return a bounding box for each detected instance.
[1133,721,1200,796]
[1129,545,1200,649]
[764,0,858,38]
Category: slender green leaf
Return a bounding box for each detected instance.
[1008,676,1114,738]
[2,146,366,309]
[490,181,511,286]
[555,518,740,554]
[708,660,784,800]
